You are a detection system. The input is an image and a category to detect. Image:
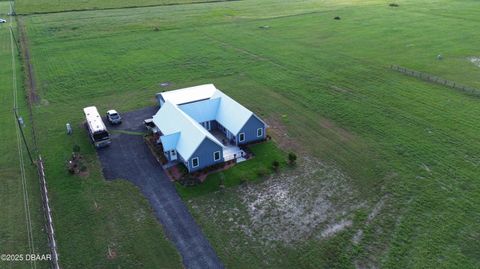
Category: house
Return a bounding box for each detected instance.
[152,84,267,172]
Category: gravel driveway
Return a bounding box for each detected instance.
[97,107,224,269]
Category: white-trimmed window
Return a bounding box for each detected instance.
[257,128,263,137]
[239,133,245,142]
[192,157,199,168]
[213,151,221,161]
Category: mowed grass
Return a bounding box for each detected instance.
[0,2,49,268]
[21,0,480,268]
[15,0,224,15]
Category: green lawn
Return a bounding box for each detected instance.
[20,0,480,268]
[15,0,224,14]
[0,2,49,268]
[176,141,287,198]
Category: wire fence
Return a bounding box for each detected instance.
[390,65,480,97]
[37,156,60,269]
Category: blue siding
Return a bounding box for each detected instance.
[236,114,266,145]
[156,94,165,107]
[187,138,224,172]
[178,98,220,123]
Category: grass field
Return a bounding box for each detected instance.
[15,0,224,14]
[0,2,49,268]
[18,0,480,268]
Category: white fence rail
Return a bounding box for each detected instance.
[37,156,60,269]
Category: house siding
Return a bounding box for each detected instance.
[156,94,165,107]
[237,114,266,145]
[187,138,224,172]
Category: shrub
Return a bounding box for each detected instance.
[288,152,297,165]
[272,160,280,172]
[80,164,88,172]
[73,144,80,153]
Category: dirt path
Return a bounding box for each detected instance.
[17,18,39,105]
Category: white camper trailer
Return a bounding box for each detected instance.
[83,106,111,148]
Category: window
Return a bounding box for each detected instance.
[192,157,199,168]
[213,151,221,161]
[171,150,176,156]
[257,128,263,137]
[239,133,245,142]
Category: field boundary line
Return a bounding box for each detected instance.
[17,0,240,15]
[10,17,36,269]
[390,65,480,97]
[17,17,39,152]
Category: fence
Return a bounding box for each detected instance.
[390,65,480,97]
[37,156,60,269]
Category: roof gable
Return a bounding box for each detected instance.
[212,91,253,135]
[160,132,180,151]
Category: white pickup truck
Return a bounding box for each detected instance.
[143,118,159,134]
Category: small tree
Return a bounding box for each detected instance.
[272,160,280,172]
[288,152,297,165]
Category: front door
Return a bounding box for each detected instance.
[170,150,177,161]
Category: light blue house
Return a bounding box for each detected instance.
[153,84,267,172]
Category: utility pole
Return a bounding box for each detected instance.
[14,108,34,165]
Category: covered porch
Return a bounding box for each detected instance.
[210,129,246,162]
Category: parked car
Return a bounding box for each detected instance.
[144,118,159,134]
[0,19,7,23]
[106,110,122,125]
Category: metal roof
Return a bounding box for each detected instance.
[211,90,253,135]
[153,101,223,160]
[160,132,180,151]
[83,106,107,133]
[159,84,217,106]
[154,84,263,159]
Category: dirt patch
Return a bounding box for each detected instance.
[190,157,365,246]
[468,56,480,67]
[352,196,387,245]
[319,117,356,142]
[134,209,146,222]
[107,245,117,260]
[265,116,305,153]
[320,219,352,238]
